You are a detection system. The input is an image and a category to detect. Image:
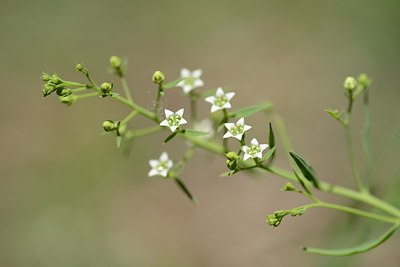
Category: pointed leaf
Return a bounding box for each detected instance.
[183,129,209,137]
[289,151,319,188]
[219,170,237,177]
[163,78,184,89]
[174,178,197,204]
[229,103,273,118]
[116,135,122,148]
[266,122,276,166]
[163,131,178,143]
[294,171,312,195]
[261,147,276,162]
[303,223,400,256]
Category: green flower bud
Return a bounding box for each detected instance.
[75,63,88,75]
[225,151,239,161]
[103,120,117,132]
[225,151,239,170]
[343,76,357,91]
[56,88,71,96]
[109,56,122,69]
[152,70,165,85]
[358,73,371,89]
[41,73,52,82]
[42,84,55,97]
[51,74,62,85]
[290,207,305,216]
[100,82,113,94]
[59,94,77,106]
[117,123,127,136]
[282,182,296,191]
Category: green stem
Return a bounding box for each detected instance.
[125,126,162,139]
[345,124,365,191]
[190,92,197,122]
[303,202,399,224]
[121,110,138,124]
[76,92,99,100]
[172,146,196,175]
[154,84,162,113]
[222,109,229,153]
[70,87,88,93]
[113,95,158,122]
[363,88,372,189]
[121,76,133,102]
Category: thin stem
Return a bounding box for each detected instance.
[121,76,133,102]
[363,88,372,189]
[76,92,99,100]
[86,74,98,89]
[345,124,365,191]
[303,202,399,224]
[121,110,138,125]
[190,92,197,122]
[222,109,229,153]
[154,84,162,113]
[172,146,196,175]
[125,126,162,139]
[113,95,158,122]
[70,87,88,93]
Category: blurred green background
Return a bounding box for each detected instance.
[1,0,400,266]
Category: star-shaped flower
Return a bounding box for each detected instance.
[242,138,269,161]
[205,87,235,113]
[148,152,173,177]
[223,117,252,140]
[160,108,187,132]
[177,68,204,94]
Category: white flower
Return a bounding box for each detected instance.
[223,117,252,140]
[177,68,204,94]
[160,108,187,132]
[148,152,173,177]
[193,118,215,139]
[242,138,269,161]
[205,87,235,113]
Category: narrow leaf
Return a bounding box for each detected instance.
[294,171,312,195]
[184,129,209,137]
[266,122,276,166]
[261,147,276,162]
[174,178,197,204]
[163,131,178,143]
[289,151,319,188]
[229,103,273,118]
[163,78,184,89]
[303,223,400,256]
[116,135,122,148]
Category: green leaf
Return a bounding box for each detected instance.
[174,178,197,204]
[289,151,319,189]
[163,131,178,143]
[116,135,122,148]
[183,129,209,137]
[219,170,237,177]
[261,147,276,162]
[302,223,400,256]
[293,171,312,195]
[266,122,276,166]
[324,108,343,123]
[163,78,184,89]
[229,103,273,118]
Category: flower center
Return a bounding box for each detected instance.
[214,95,228,107]
[156,160,169,172]
[247,145,261,157]
[229,124,244,136]
[184,76,196,86]
[168,114,182,126]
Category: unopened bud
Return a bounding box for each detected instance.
[343,76,357,91]
[60,94,77,106]
[75,63,88,75]
[103,120,116,132]
[109,56,122,69]
[282,182,296,191]
[358,73,371,89]
[152,71,165,85]
[226,152,239,161]
[100,82,113,94]
[56,88,71,96]
[41,73,52,82]
[51,74,62,85]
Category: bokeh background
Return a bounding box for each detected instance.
[1,0,400,266]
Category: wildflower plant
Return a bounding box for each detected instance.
[41,56,400,257]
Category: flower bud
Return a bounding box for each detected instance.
[109,56,122,69]
[152,71,165,85]
[56,88,71,96]
[282,182,296,191]
[59,94,77,106]
[51,74,62,85]
[75,63,88,75]
[117,123,127,136]
[100,82,113,94]
[41,73,52,82]
[42,84,56,97]
[358,73,371,89]
[103,120,117,132]
[226,151,239,161]
[343,76,357,91]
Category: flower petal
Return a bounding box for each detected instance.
[160,119,169,127]
[237,117,244,125]
[160,152,169,161]
[260,144,269,151]
[235,133,243,140]
[148,169,159,177]
[176,109,184,117]
[243,153,251,161]
[224,123,235,130]
[166,160,173,169]
[211,105,221,113]
[169,125,178,132]
[193,79,204,88]
[255,152,263,158]
[241,146,249,153]
[191,69,202,78]
[216,87,224,96]
[223,102,231,109]
[223,131,233,138]
[205,96,215,104]
[183,85,193,94]
[181,68,190,77]
[250,138,259,146]
[165,109,174,118]
[180,118,187,125]
[149,160,159,168]
[225,92,235,100]
[244,125,252,131]
[160,170,168,177]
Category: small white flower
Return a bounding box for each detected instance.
[160,108,188,132]
[223,117,252,140]
[193,118,215,139]
[148,152,173,177]
[205,87,235,113]
[242,138,269,161]
[177,68,204,94]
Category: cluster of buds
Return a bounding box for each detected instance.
[41,73,67,97]
[266,207,306,227]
